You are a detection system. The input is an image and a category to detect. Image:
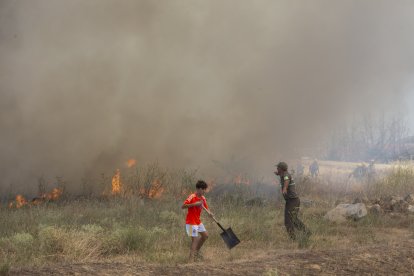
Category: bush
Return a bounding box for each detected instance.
[38,226,66,257]
[367,164,414,197]
[81,224,104,234]
[38,225,105,262]
[103,226,166,254]
[159,211,180,226]
[10,233,34,249]
[0,232,35,263]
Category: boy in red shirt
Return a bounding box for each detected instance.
[182,180,213,261]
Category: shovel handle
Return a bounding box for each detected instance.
[201,205,227,232]
[202,205,219,223]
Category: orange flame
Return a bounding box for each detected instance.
[148,179,164,198]
[46,188,63,201]
[9,194,28,209]
[106,161,167,199]
[16,195,28,208]
[111,169,122,195]
[139,179,164,199]
[8,188,63,209]
[36,187,64,203]
[126,159,137,168]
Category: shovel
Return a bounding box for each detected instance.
[202,205,240,249]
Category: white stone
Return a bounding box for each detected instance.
[324,203,367,223]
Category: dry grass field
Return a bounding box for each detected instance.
[2,161,414,275]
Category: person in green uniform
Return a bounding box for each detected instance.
[274,161,310,241]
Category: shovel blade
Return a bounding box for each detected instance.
[220,227,240,249]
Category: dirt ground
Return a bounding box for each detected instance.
[12,239,414,276]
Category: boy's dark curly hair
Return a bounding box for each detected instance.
[195,180,208,190]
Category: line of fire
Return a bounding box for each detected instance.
[5,158,250,209]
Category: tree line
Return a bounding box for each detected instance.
[325,112,413,162]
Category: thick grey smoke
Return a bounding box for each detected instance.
[1,0,414,194]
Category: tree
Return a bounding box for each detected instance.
[325,111,410,162]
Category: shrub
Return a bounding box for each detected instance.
[103,226,165,254]
[37,225,105,262]
[38,226,66,257]
[81,224,104,234]
[367,164,414,197]
[10,233,34,249]
[159,211,180,226]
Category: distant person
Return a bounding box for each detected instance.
[309,159,319,177]
[349,163,368,179]
[296,162,305,177]
[367,160,376,178]
[274,162,311,241]
[182,180,213,262]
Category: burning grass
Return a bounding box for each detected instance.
[8,188,63,209]
[1,162,414,269]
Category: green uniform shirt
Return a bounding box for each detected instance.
[279,172,299,200]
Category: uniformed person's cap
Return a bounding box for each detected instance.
[276,162,288,171]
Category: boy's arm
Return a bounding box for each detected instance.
[181,201,202,209]
[201,204,214,217]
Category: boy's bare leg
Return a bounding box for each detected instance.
[195,232,208,260]
[189,237,200,261]
[196,231,208,251]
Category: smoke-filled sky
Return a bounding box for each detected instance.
[1,0,414,193]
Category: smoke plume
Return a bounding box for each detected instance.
[1,0,414,194]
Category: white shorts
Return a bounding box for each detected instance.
[185,223,207,237]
